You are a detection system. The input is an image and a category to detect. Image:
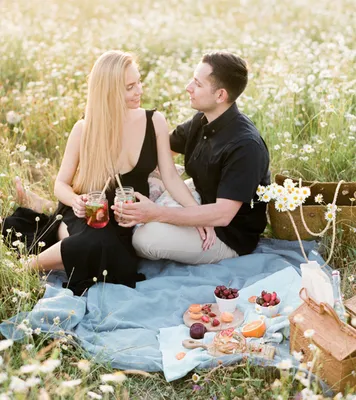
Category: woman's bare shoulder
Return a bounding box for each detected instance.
[152,110,168,135]
[70,119,85,139]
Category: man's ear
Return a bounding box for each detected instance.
[216,88,229,104]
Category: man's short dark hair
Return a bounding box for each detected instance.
[202,51,248,103]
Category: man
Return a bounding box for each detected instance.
[115,51,270,264]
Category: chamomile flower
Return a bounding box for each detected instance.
[303,329,315,338]
[314,194,323,204]
[325,210,335,221]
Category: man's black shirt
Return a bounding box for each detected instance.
[170,103,270,255]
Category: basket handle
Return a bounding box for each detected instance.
[299,288,344,327]
[319,302,345,327]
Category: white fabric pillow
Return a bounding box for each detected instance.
[148,164,185,202]
[154,178,201,207]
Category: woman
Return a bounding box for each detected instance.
[4,50,215,295]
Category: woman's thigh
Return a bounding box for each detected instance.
[57,221,69,241]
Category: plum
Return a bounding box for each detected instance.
[190,323,207,339]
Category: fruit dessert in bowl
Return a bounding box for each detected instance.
[214,285,239,313]
[255,290,281,318]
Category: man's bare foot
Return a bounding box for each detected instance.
[14,176,55,214]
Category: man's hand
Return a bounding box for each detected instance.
[196,226,216,251]
[111,192,159,227]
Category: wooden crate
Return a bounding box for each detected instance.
[289,288,356,392]
[268,175,356,241]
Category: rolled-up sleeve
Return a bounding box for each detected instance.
[169,121,190,154]
[217,140,268,203]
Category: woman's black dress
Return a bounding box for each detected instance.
[2,110,158,295]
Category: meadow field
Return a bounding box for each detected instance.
[0,0,356,398]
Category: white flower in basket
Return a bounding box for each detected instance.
[256,178,345,306]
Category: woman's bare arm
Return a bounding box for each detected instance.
[54,120,84,207]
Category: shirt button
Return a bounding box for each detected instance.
[203,136,207,139]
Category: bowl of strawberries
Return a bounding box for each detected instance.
[255,290,281,318]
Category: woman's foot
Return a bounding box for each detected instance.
[14,177,55,214]
[15,176,30,207]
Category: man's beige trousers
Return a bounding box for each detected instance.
[133,222,238,265]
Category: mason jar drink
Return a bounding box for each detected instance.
[114,186,136,205]
[85,191,109,228]
[114,186,135,223]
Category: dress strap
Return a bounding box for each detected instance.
[143,109,158,161]
[145,108,157,119]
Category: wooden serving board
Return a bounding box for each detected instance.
[182,339,276,359]
[183,303,244,332]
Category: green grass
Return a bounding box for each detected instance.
[1,0,356,398]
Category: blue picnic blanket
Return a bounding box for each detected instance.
[0,239,327,383]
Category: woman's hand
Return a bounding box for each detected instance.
[196,226,216,251]
[72,194,87,218]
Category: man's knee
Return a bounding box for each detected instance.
[132,223,164,259]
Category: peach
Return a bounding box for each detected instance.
[221,312,234,323]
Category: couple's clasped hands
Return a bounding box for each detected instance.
[111,192,217,251]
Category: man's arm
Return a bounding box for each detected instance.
[116,194,242,228]
[153,198,242,226]
[117,138,266,228]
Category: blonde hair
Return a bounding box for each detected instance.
[73,50,135,194]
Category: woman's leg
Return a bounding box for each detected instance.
[30,222,69,271]
[15,177,55,213]
[30,241,65,271]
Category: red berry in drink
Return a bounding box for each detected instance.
[223,289,230,296]
[227,295,234,299]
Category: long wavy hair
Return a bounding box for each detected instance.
[73,50,135,194]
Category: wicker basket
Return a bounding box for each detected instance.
[289,288,356,392]
[268,175,356,241]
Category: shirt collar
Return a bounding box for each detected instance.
[201,102,240,136]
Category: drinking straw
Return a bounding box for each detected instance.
[115,174,125,197]
[100,177,112,200]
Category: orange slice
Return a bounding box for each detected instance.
[248,296,257,303]
[241,319,266,338]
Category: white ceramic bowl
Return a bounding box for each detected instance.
[214,294,239,313]
[255,299,281,318]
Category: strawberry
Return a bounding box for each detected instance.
[201,315,210,323]
[263,302,268,307]
[275,298,280,305]
[263,293,272,303]
[212,318,220,327]
[271,292,277,301]
[208,312,217,317]
[270,300,276,306]
[96,209,105,221]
